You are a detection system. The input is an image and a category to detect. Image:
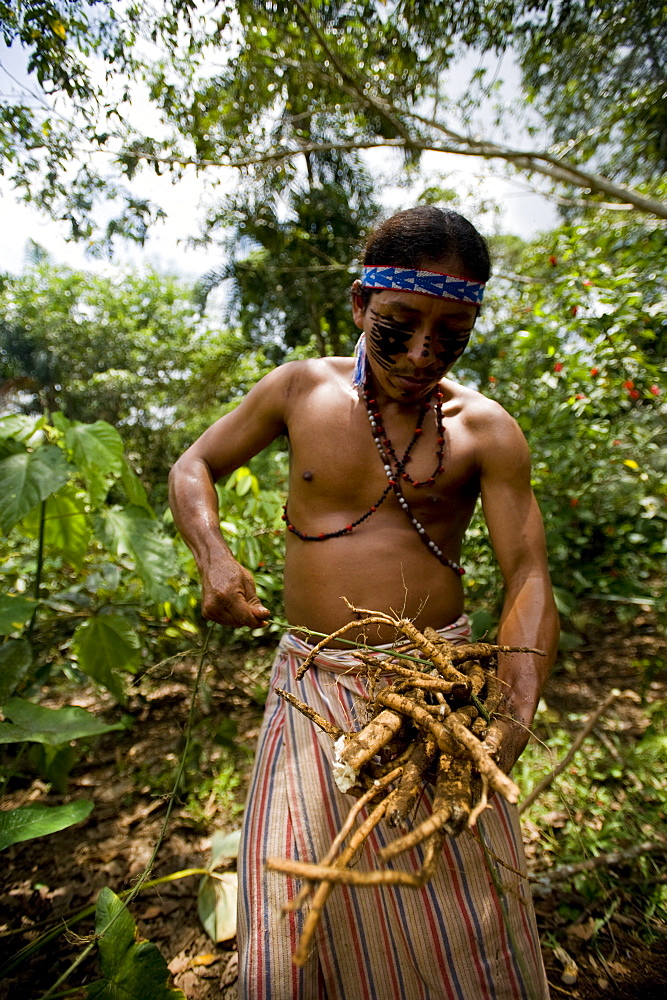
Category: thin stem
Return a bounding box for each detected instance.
[26,500,46,639]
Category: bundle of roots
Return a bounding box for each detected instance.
[266,605,544,966]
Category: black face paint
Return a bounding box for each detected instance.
[368,309,413,371]
[421,333,432,359]
[434,334,471,371]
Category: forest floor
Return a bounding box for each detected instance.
[1,608,666,1000]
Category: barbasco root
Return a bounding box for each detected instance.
[266,604,545,966]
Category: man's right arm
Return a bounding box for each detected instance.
[168,365,292,628]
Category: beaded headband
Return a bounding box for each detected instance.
[361,265,485,305]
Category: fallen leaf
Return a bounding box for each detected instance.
[566,916,597,941]
[190,953,218,968]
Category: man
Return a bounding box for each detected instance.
[169,206,559,999]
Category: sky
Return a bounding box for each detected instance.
[0,26,560,282]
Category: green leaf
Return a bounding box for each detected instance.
[0,595,37,635]
[120,457,152,513]
[197,872,238,944]
[96,887,136,975]
[65,420,124,477]
[0,445,71,535]
[469,609,495,641]
[99,507,178,600]
[0,698,125,745]
[21,484,91,567]
[87,888,185,1000]
[0,800,94,851]
[65,421,124,507]
[72,615,141,701]
[0,414,45,443]
[0,640,33,702]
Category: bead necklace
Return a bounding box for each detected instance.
[362,387,445,488]
[281,378,465,576]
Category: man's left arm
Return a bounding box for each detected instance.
[478,409,560,773]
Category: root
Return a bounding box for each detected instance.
[269,604,531,965]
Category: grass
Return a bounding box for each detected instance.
[514,696,667,943]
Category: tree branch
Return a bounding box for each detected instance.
[519,689,639,814]
[532,840,667,890]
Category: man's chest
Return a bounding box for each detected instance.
[285,390,479,510]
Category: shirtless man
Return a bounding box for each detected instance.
[169,206,559,999]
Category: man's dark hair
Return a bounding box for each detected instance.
[361,206,491,301]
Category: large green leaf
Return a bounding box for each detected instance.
[0,594,37,635]
[96,886,136,974]
[0,445,71,535]
[0,640,33,702]
[98,507,178,600]
[0,800,94,851]
[72,615,141,701]
[0,698,125,745]
[64,420,124,477]
[86,888,185,1000]
[0,414,45,443]
[21,484,91,567]
[64,420,124,507]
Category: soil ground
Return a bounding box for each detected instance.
[1,611,665,999]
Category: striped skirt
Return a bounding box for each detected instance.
[237,624,549,1000]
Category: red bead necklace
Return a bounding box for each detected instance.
[281,377,464,576]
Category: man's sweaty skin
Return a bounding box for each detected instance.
[168,261,559,772]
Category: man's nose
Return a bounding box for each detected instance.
[406,330,437,366]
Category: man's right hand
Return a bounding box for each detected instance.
[200,560,271,629]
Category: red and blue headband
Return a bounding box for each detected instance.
[361,265,485,305]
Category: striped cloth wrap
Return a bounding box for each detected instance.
[237,620,549,1000]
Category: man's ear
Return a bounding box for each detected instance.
[350,279,366,329]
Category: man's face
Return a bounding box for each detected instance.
[351,285,478,402]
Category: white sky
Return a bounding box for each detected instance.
[0,27,560,280]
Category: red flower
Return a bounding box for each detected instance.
[554,362,563,372]
[570,497,579,507]
[650,384,661,396]
[571,305,579,316]
[582,279,592,286]
[488,375,497,383]
[549,255,557,266]
[575,393,586,400]
[590,367,599,376]
[623,380,634,390]
[629,389,640,399]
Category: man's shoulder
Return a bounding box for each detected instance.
[446,380,529,466]
[268,357,354,397]
[445,379,516,426]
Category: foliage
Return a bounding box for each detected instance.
[0,413,196,701]
[0,411,200,803]
[87,887,185,999]
[215,463,287,625]
[199,171,380,358]
[197,828,241,944]
[461,215,666,623]
[515,694,667,941]
[513,0,667,182]
[0,260,255,491]
[1,0,665,257]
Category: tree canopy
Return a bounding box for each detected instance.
[1,0,666,257]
